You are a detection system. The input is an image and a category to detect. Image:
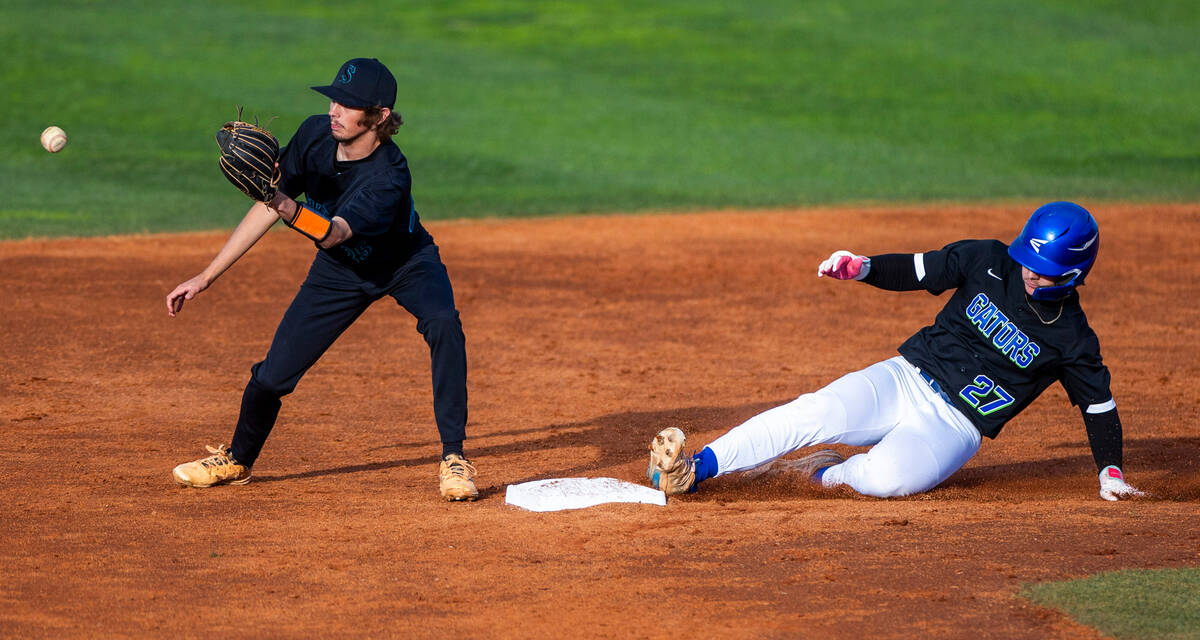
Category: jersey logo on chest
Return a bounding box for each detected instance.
[964,293,1041,368]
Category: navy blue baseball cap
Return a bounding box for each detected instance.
[311,58,397,109]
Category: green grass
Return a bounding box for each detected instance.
[2,0,1198,237]
[1020,568,1200,640]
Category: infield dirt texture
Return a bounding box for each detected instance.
[4,0,1199,636]
[2,205,1198,638]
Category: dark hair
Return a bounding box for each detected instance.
[360,105,403,143]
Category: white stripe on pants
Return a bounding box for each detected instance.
[706,356,982,497]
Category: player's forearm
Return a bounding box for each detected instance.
[267,193,350,246]
[199,202,279,285]
[861,253,925,291]
[318,217,353,248]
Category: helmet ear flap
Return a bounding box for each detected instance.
[1029,268,1082,301]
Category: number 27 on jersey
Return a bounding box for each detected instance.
[958,375,1014,416]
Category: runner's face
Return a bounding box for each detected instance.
[328,101,371,142]
[1021,267,1066,295]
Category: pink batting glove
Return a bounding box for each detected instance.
[817,250,871,280]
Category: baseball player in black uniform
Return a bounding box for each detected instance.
[648,202,1144,501]
[167,58,478,501]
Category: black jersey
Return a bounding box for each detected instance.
[277,115,432,275]
[890,240,1112,438]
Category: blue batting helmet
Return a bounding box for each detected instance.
[1007,201,1099,301]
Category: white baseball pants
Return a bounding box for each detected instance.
[706,356,982,497]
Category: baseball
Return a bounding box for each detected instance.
[41,126,68,153]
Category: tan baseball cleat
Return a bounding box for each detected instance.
[172,444,251,488]
[439,453,479,501]
[647,427,696,495]
[788,449,845,481]
[744,449,845,483]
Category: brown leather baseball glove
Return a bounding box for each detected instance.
[215,109,280,203]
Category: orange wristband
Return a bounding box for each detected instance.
[287,203,332,242]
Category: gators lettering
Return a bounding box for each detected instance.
[965,293,1041,368]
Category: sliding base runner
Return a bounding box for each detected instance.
[648,202,1144,502]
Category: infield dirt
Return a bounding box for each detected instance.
[2,205,1198,638]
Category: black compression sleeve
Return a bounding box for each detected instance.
[861,253,924,291]
[1082,408,1123,470]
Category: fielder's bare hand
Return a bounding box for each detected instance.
[166,275,210,317]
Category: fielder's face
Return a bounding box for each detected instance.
[328,101,371,143]
[1021,267,1068,296]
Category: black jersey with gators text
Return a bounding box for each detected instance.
[897,240,1111,438]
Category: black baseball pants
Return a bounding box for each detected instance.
[229,241,467,467]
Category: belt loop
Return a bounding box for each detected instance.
[919,370,955,407]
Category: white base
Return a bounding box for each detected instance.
[505,477,667,512]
